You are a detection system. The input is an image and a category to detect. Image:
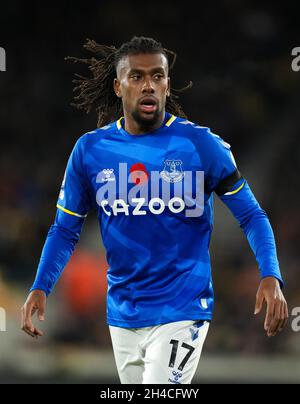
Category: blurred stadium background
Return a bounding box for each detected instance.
[0,1,299,383]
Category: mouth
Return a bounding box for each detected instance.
[139,97,158,114]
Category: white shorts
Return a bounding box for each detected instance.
[109,319,210,384]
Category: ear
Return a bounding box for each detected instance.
[113,78,122,98]
[166,77,171,97]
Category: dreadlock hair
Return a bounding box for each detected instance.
[65,36,192,128]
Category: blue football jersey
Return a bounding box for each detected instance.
[54,112,240,327]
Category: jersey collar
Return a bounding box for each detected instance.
[116,112,176,134]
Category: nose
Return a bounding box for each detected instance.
[142,77,155,94]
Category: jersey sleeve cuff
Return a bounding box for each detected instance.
[29,284,51,297]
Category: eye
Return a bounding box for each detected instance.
[154,73,164,80]
[131,74,141,81]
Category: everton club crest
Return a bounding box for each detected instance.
[160,160,185,183]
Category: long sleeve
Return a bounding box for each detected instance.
[30,134,92,296]
[219,178,283,286]
[30,212,84,296]
[195,128,284,286]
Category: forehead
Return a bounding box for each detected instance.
[116,53,168,76]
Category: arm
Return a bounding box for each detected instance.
[29,213,83,296]
[197,127,288,337]
[21,213,84,338]
[21,135,92,338]
[218,178,288,336]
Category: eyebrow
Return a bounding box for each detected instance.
[128,67,166,75]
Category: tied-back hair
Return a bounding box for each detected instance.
[65,36,192,128]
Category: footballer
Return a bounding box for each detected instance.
[21,37,288,384]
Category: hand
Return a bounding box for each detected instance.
[21,290,47,339]
[254,276,288,337]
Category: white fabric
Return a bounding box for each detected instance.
[109,320,209,384]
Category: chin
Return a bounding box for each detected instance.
[132,109,161,128]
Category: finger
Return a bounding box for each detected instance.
[285,302,289,323]
[21,303,44,338]
[279,302,289,331]
[278,301,286,332]
[21,307,29,334]
[21,306,25,329]
[277,301,286,332]
[22,315,34,334]
[22,324,43,338]
[254,292,264,315]
[23,320,35,335]
[38,304,45,322]
[23,301,34,320]
[33,327,44,337]
[22,324,37,338]
[270,299,283,336]
[22,303,36,334]
[268,300,283,336]
[264,299,275,332]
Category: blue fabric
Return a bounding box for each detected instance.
[220,179,283,287]
[30,113,283,326]
[30,214,81,296]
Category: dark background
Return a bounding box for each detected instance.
[0,1,299,383]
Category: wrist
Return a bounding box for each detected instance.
[261,275,283,289]
[30,288,47,297]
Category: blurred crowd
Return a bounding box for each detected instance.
[0,1,299,362]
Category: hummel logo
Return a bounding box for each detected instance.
[101,168,115,182]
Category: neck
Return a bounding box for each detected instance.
[123,110,166,135]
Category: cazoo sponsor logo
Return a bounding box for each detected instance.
[95,162,205,218]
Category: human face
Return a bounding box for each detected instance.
[114,53,170,134]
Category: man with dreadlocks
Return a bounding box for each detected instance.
[21,36,288,384]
